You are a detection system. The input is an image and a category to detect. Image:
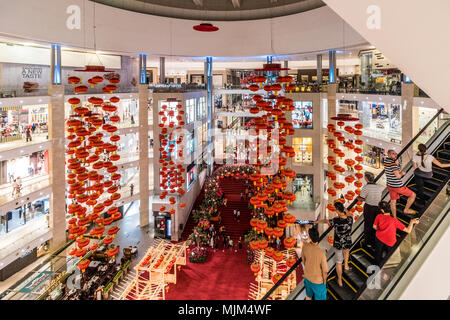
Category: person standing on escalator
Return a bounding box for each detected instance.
[382,149,416,218]
[358,172,384,248]
[412,143,450,203]
[373,201,419,267]
[314,202,352,287]
[301,227,328,300]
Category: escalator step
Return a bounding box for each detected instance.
[343,266,368,289]
[351,250,375,271]
[327,277,356,300]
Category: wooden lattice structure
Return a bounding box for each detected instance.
[248,248,297,300]
[120,239,188,300]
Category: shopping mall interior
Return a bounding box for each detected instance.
[0,0,449,302]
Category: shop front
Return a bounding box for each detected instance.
[293,137,313,165]
[358,101,402,143]
[0,150,49,185]
[0,104,48,143]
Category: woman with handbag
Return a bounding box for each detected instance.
[412,144,450,202]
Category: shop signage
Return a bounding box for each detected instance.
[22,66,42,79]
[19,271,53,293]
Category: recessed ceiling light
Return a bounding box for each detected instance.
[20,100,23,103]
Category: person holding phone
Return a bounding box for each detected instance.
[314,202,353,287]
[373,201,419,266]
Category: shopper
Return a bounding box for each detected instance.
[314,202,352,287]
[236,210,240,222]
[233,209,237,221]
[130,183,134,196]
[238,237,243,250]
[301,227,328,300]
[373,201,419,266]
[382,149,416,218]
[357,172,385,248]
[412,143,450,202]
[26,127,32,142]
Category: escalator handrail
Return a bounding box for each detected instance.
[261,107,444,300]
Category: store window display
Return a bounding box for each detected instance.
[186,98,196,123]
[0,104,48,143]
[291,174,314,210]
[293,137,313,165]
[187,162,196,190]
[198,97,207,119]
[293,101,313,129]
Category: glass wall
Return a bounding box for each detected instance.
[0,196,49,235]
[293,101,313,129]
[293,137,313,165]
[186,98,196,124]
[198,96,207,120]
[291,174,314,210]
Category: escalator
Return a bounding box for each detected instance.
[262,108,450,301]
[326,116,450,300]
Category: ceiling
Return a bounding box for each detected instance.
[91,0,326,21]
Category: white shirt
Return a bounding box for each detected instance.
[413,153,435,172]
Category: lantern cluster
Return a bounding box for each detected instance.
[158,101,187,214]
[326,117,365,219]
[66,72,122,270]
[245,63,299,265]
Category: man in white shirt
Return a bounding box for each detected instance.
[357,172,385,248]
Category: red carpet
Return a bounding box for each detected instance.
[166,247,255,300]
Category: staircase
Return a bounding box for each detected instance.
[181,174,252,244]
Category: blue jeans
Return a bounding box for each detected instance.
[304,278,327,300]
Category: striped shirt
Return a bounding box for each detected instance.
[382,157,403,188]
[360,183,385,206]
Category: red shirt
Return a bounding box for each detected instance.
[374,214,405,247]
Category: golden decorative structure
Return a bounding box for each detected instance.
[248,248,297,300]
[119,239,188,300]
